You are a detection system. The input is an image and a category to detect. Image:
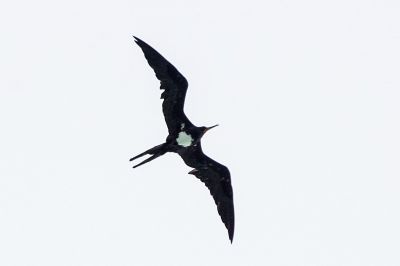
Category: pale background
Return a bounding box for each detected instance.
[1,0,400,265]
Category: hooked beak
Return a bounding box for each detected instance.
[204,124,219,133]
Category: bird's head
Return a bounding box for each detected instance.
[200,124,219,137]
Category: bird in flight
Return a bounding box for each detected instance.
[130,36,235,242]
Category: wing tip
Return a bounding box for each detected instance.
[228,222,234,243]
[132,35,145,47]
[132,35,139,43]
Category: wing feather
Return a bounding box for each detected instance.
[133,36,193,134]
[179,144,235,242]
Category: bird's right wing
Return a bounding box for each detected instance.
[133,36,194,135]
[179,143,235,242]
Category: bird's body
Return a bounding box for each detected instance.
[130,36,235,242]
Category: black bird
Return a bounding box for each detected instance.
[130,36,235,242]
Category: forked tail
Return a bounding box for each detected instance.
[130,143,168,168]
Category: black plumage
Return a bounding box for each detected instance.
[130,36,234,242]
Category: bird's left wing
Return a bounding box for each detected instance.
[178,144,235,242]
[133,36,194,135]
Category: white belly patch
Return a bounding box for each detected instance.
[176,131,193,147]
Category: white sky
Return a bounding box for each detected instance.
[1,0,400,265]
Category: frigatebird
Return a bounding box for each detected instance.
[130,36,234,242]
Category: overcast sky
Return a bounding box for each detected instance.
[1,0,400,265]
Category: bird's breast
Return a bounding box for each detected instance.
[176,131,194,147]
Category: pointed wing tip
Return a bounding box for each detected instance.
[132,35,143,46]
[223,203,235,244]
[228,222,234,243]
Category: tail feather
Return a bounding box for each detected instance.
[130,143,167,168]
[132,153,163,168]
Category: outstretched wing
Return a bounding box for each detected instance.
[133,36,194,135]
[179,143,235,242]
